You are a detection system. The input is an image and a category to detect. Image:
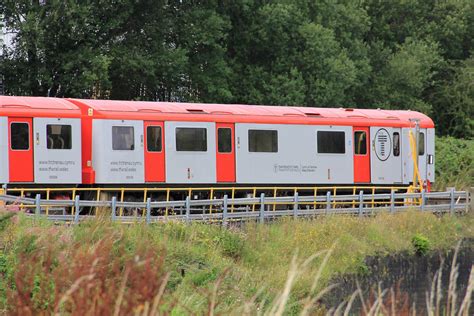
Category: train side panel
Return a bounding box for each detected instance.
[235,124,353,184]
[33,118,82,184]
[370,127,403,184]
[92,119,145,183]
[165,121,216,184]
[0,117,8,183]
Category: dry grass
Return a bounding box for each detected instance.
[0,210,473,314]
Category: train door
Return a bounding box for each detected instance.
[391,128,403,183]
[144,121,165,182]
[353,127,370,183]
[216,123,235,182]
[8,117,34,182]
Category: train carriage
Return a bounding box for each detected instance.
[1,96,435,194]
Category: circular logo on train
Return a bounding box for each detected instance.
[374,128,391,161]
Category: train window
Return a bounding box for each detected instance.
[317,131,345,154]
[218,128,232,153]
[47,125,72,150]
[393,132,400,156]
[248,130,278,153]
[176,127,207,151]
[146,126,162,152]
[112,126,135,150]
[418,132,425,156]
[10,123,30,150]
[354,131,367,155]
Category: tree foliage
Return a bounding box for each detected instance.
[1,0,473,137]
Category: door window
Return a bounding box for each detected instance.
[10,122,30,150]
[146,126,162,152]
[218,128,232,153]
[354,131,367,155]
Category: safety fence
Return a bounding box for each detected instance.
[0,189,470,225]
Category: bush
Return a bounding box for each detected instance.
[435,137,474,189]
[412,233,430,255]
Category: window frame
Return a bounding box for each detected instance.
[10,122,30,151]
[46,124,72,150]
[248,129,278,153]
[217,128,232,153]
[112,126,135,151]
[146,125,162,153]
[317,131,346,154]
[175,127,208,152]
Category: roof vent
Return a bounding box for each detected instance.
[186,109,206,114]
[304,112,321,117]
[344,108,354,111]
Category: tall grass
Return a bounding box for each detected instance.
[0,210,473,314]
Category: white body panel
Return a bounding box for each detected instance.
[402,127,428,185]
[370,127,403,184]
[92,119,144,183]
[33,118,82,184]
[165,121,216,184]
[235,124,353,184]
[0,117,8,184]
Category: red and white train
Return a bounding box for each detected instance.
[0,96,435,189]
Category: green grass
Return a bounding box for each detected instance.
[0,210,473,314]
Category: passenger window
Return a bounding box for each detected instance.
[393,132,400,157]
[248,130,278,153]
[47,125,72,149]
[10,123,30,150]
[176,127,207,151]
[418,132,425,156]
[354,131,367,155]
[112,126,135,150]
[147,126,162,152]
[317,131,345,154]
[218,128,232,153]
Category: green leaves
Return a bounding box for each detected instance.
[1,0,473,137]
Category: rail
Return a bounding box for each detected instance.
[0,189,470,225]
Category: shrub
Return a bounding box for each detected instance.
[412,233,430,255]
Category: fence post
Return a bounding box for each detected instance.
[259,193,265,224]
[326,191,331,215]
[293,192,299,219]
[222,195,228,227]
[469,187,474,213]
[450,188,455,215]
[390,190,395,214]
[185,196,190,224]
[359,191,364,217]
[111,196,117,221]
[74,195,80,224]
[35,194,41,217]
[420,189,425,212]
[146,198,151,224]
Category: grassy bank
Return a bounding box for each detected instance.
[0,211,473,314]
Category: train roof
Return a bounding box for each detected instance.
[70,98,434,128]
[0,96,82,117]
[0,96,434,128]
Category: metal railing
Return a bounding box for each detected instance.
[0,189,470,225]
[1,185,410,216]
